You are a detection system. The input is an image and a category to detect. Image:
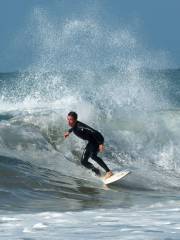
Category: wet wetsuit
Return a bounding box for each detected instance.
[68,121,110,174]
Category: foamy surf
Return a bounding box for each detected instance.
[1,200,180,240]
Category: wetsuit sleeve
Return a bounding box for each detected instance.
[68,128,73,133]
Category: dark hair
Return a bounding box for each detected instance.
[68,111,78,120]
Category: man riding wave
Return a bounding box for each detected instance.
[64,111,113,179]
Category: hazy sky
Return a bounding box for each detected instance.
[0,0,180,71]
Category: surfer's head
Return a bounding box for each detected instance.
[67,111,78,127]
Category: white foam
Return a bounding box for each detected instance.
[0,205,180,239]
[32,223,47,229]
[23,227,32,233]
[1,217,20,221]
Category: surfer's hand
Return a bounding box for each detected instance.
[99,144,104,152]
[64,132,69,139]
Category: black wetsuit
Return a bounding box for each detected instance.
[68,121,110,174]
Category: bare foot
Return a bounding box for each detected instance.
[104,171,113,180]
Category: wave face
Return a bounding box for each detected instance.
[1,9,180,212]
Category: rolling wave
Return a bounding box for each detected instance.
[1,10,180,212]
[0,107,180,202]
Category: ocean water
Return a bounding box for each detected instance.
[1,10,180,239]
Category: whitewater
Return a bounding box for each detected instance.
[1,8,180,239]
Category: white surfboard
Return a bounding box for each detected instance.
[102,170,130,185]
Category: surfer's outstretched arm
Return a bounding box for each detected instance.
[64,126,74,138]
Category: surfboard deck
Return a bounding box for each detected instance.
[101,170,130,185]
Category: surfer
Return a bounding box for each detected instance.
[64,111,113,179]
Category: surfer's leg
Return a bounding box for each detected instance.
[81,148,93,169]
[90,143,112,177]
[81,143,101,175]
[91,153,110,172]
[93,154,113,179]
